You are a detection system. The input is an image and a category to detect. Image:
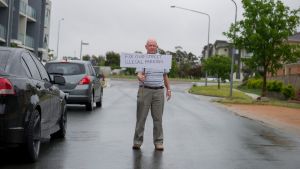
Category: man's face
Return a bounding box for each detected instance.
[145,40,158,54]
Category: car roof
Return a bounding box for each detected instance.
[0,47,28,57]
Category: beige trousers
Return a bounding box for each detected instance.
[133,87,164,145]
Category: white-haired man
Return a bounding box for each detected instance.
[132,38,171,151]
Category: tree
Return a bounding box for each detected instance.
[224,0,300,96]
[188,65,202,79]
[98,55,106,66]
[82,55,91,61]
[105,51,120,69]
[168,58,179,78]
[172,49,199,78]
[203,55,232,89]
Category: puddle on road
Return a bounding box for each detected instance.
[244,128,298,162]
[258,131,294,147]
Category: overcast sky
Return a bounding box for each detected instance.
[49,0,300,59]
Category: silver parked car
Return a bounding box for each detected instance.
[45,60,103,111]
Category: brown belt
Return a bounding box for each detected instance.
[140,86,164,90]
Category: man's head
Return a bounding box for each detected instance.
[145,38,158,54]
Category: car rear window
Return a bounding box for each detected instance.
[0,51,10,72]
[46,63,86,75]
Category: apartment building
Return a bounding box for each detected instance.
[0,0,51,61]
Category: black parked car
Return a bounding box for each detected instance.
[45,60,103,111]
[0,47,67,162]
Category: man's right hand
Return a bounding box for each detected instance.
[137,73,145,82]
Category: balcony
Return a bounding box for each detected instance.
[18,33,25,43]
[18,33,34,49]
[0,0,8,7]
[19,1,27,16]
[0,24,6,42]
[27,5,36,21]
[19,1,36,21]
[25,35,34,48]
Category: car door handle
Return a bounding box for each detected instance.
[36,83,41,89]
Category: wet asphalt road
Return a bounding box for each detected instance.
[1,79,300,169]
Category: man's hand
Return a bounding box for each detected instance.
[166,89,171,101]
[137,73,145,82]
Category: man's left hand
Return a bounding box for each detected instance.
[166,90,171,101]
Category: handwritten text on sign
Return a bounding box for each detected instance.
[120,53,172,69]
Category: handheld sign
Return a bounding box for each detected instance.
[120,53,172,69]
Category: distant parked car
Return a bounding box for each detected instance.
[45,60,103,111]
[0,47,67,162]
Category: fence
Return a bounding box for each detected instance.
[269,74,300,91]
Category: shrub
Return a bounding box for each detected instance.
[267,80,283,92]
[281,84,295,99]
[247,78,262,89]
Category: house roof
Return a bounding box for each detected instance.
[288,32,300,42]
[213,40,231,49]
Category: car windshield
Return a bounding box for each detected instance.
[46,63,86,75]
[0,51,10,72]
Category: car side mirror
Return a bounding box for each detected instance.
[53,76,66,85]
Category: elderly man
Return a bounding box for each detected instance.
[132,38,171,151]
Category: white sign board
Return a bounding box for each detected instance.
[120,53,172,69]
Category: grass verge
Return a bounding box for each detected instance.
[189,85,253,102]
[189,85,300,109]
[237,85,261,95]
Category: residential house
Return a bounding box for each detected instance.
[268,32,300,93]
[201,40,246,81]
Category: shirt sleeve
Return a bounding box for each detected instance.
[164,69,170,74]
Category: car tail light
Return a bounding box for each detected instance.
[79,75,90,85]
[0,78,15,95]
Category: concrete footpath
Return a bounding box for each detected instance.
[223,104,300,135]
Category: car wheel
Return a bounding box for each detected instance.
[51,104,67,139]
[86,94,94,111]
[24,109,41,162]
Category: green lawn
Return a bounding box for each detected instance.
[189,85,253,102]
[237,85,261,95]
[189,84,300,109]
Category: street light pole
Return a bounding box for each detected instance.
[170,5,210,86]
[80,40,89,60]
[56,18,64,60]
[230,0,237,97]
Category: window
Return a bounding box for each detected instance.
[45,63,86,75]
[21,58,32,77]
[8,57,30,78]
[88,64,95,76]
[22,52,42,80]
[31,54,50,81]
